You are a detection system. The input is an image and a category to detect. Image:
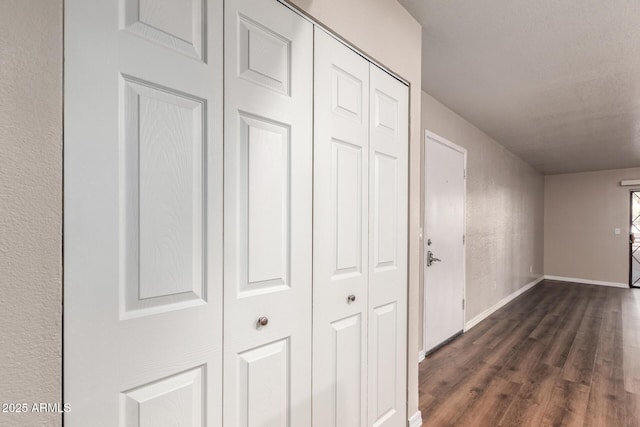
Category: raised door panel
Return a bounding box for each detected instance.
[313,29,369,427]
[331,315,364,427]
[368,64,409,427]
[370,303,398,426]
[120,77,207,317]
[238,114,290,293]
[224,0,312,426]
[122,366,205,427]
[373,91,399,135]
[333,66,363,123]
[122,0,204,59]
[238,16,291,95]
[333,140,363,277]
[238,339,290,427]
[373,153,398,272]
[65,0,223,425]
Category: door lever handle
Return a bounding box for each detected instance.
[427,250,441,267]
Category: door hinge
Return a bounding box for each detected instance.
[464,169,466,179]
[463,234,465,245]
[462,299,465,310]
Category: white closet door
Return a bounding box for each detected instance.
[368,65,409,427]
[313,28,370,427]
[64,0,223,425]
[223,0,313,426]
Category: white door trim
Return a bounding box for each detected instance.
[422,130,467,355]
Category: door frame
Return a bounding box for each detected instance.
[629,190,640,288]
[422,129,467,356]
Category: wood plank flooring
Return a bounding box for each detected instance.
[419,280,640,426]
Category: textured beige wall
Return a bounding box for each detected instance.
[286,0,423,417]
[421,92,544,344]
[0,1,63,427]
[544,167,640,285]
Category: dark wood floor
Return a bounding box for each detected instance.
[419,280,640,426]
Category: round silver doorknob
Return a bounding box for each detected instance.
[347,294,356,303]
[257,316,269,327]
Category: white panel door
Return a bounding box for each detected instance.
[223,0,313,426]
[313,28,370,427]
[64,0,223,425]
[423,132,466,353]
[368,65,409,427]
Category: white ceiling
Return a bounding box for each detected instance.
[399,0,640,175]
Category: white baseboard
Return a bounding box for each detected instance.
[464,276,544,331]
[544,275,628,289]
[418,349,425,363]
[408,410,423,427]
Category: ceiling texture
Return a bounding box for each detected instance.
[399,0,640,175]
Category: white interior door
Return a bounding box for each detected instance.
[423,131,466,354]
[64,0,223,425]
[313,28,369,427]
[223,0,313,425]
[368,64,408,427]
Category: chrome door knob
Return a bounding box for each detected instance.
[347,294,356,303]
[257,316,269,328]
